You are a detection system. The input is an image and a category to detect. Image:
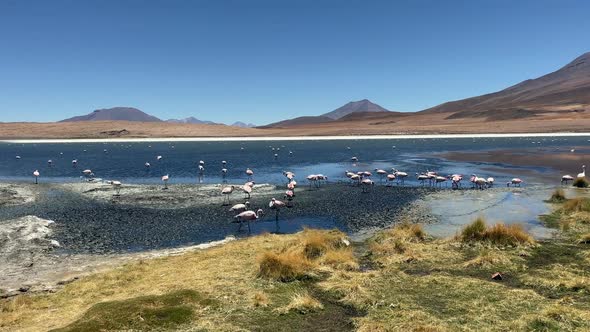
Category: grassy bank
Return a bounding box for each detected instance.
[2,200,590,331]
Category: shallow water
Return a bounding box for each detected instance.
[1,136,588,185]
[1,136,588,253]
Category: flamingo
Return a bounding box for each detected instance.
[283,171,295,182]
[284,190,294,207]
[221,168,228,178]
[351,156,358,162]
[434,175,448,187]
[269,198,286,222]
[112,181,122,196]
[162,174,170,189]
[157,155,162,161]
[416,173,429,186]
[221,185,235,206]
[350,174,361,185]
[242,183,253,199]
[246,168,254,180]
[287,181,296,195]
[199,160,205,166]
[16,156,21,160]
[486,177,495,187]
[561,174,574,185]
[198,164,205,176]
[471,174,487,189]
[392,169,408,185]
[577,165,586,178]
[229,201,250,213]
[451,174,463,189]
[375,169,387,183]
[82,169,94,179]
[33,170,40,184]
[361,178,374,193]
[234,209,264,232]
[507,178,523,187]
[307,174,318,188]
[145,162,151,168]
[47,159,53,167]
[386,173,396,186]
[72,159,78,167]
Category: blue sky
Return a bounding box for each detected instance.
[1,0,589,124]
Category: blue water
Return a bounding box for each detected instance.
[1,136,587,185]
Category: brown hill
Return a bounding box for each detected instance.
[60,107,162,122]
[420,52,590,120]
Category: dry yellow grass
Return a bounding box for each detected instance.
[276,292,324,314]
[459,217,535,246]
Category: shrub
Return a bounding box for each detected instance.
[573,178,589,188]
[460,218,534,246]
[460,217,487,241]
[258,251,314,282]
[301,228,347,259]
[562,198,590,213]
[548,189,566,203]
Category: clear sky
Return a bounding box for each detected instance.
[1,0,589,124]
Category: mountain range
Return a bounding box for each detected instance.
[39,51,590,136]
[61,109,255,128]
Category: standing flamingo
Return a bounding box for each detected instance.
[486,177,495,188]
[375,169,387,183]
[434,175,448,187]
[229,201,250,213]
[221,185,235,206]
[246,168,254,180]
[234,209,264,232]
[392,169,408,185]
[157,155,162,161]
[361,178,374,193]
[451,174,463,189]
[507,178,523,187]
[242,183,253,199]
[284,190,294,207]
[416,173,429,186]
[577,165,586,178]
[33,170,40,184]
[269,197,286,222]
[386,173,396,186]
[145,162,151,168]
[162,174,170,189]
[112,181,122,196]
[561,174,574,185]
[72,159,78,167]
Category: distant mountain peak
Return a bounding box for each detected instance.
[60,107,162,122]
[321,99,390,120]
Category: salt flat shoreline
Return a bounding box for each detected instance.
[3,132,590,144]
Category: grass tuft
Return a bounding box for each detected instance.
[548,189,567,203]
[302,228,347,259]
[276,292,323,314]
[573,177,589,188]
[257,251,315,282]
[459,217,534,246]
[252,291,270,307]
[562,198,590,213]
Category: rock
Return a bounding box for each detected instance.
[491,272,503,281]
[18,285,31,293]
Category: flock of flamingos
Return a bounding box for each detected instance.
[23,153,587,231]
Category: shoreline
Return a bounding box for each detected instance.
[2,132,590,143]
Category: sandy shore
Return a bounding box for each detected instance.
[2,132,590,144]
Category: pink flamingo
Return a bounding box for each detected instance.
[162,174,170,189]
[307,174,318,188]
[392,169,408,185]
[361,178,374,193]
[451,174,463,189]
[284,190,294,207]
[577,165,586,178]
[33,170,40,184]
[229,201,250,213]
[234,209,264,232]
[221,185,235,205]
[434,175,448,187]
[374,169,387,183]
[246,168,254,180]
[416,173,429,186]
[386,173,396,186]
[242,183,253,199]
[486,177,495,188]
[561,174,574,185]
[269,198,286,221]
[507,178,523,187]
